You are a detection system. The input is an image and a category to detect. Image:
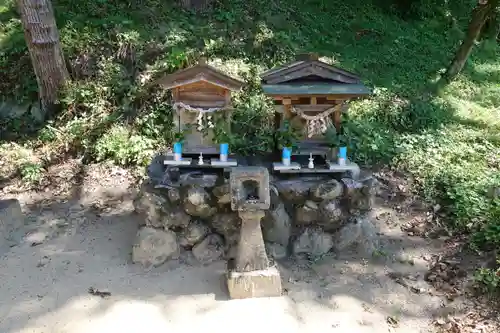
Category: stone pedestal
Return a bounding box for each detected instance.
[234,210,269,272]
[227,167,282,299]
[227,210,282,299]
[227,266,282,299]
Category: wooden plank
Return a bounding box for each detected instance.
[173,87,180,102]
[283,103,292,119]
[178,81,227,94]
[224,89,232,106]
[179,91,226,103]
[292,100,336,105]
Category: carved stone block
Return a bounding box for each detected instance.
[227,266,282,299]
[229,167,270,211]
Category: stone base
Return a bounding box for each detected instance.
[210,158,238,166]
[226,266,282,299]
[164,157,192,165]
[272,162,301,171]
[326,160,360,179]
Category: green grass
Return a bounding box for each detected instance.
[0,0,499,264]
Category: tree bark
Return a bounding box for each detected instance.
[17,0,69,113]
[443,0,499,82]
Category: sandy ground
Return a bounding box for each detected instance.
[0,162,451,333]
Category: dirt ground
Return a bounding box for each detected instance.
[0,161,497,333]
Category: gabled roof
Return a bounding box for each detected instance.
[261,53,362,85]
[156,58,244,91]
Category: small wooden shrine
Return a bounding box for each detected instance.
[157,58,244,155]
[261,53,371,156]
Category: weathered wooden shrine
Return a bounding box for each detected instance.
[133,55,378,300]
[157,58,244,155]
[261,53,371,156]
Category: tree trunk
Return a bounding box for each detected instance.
[17,0,69,113]
[443,0,499,82]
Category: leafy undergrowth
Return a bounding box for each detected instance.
[1,0,499,288]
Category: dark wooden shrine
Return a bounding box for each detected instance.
[261,53,371,156]
[157,58,244,155]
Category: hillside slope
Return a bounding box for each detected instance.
[0,0,499,278]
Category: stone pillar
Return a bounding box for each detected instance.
[0,199,25,252]
[227,167,282,299]
[235,210,269,272]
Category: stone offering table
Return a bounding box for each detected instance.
[226,167,282,299]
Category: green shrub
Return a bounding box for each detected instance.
[474,267,500,294]
[20,162,44,184]
[94,125,156,166]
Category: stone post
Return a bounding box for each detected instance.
[227,167,282,299]
[0,199,25,252]
[235,210,269,272]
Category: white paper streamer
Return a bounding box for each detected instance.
[173,102,221,132]
[291,105,336,138]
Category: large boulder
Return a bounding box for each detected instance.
[293,227,333,257]
[261,193,291,247]
[265,242,287,260]
[192,234,224,263]
[146,154,167,185]
[211,213,240,241]
[332,215,380,256]
[162,209,191,230]
[311,179,343,201]
[319,199,347,232]
[295,200,320,226]
[182,172,218,188]
[183,186,216,218]
[211,213,241,255]
[133,185,169,228]
[132,227,179,267]
[274,177,325,203]
[213,182,231,205]
[178,220,210,248]
[341,177,376,214]
[134,183,190,229]
[167,188,181,204]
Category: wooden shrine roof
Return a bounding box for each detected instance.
[261,53,371,97]
[261,82,371,96]
[156,58,244,91]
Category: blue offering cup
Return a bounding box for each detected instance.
[220,143,229,162]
